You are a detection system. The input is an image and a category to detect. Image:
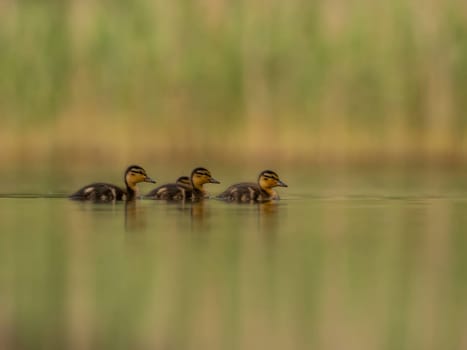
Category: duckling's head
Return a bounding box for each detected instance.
[176,176,192,188]
[191,167,220,190]
[125,165,156,189]
[258,170,288,190]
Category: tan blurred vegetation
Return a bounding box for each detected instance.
[1,0,467,169]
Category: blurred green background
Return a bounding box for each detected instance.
[2,2,467,350]
[2,0,467,172]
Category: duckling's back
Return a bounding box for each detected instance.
[217,182,266,202]
[145,183,192,200]
[69,183,126,201]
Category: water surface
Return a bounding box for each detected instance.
[1,169,467,350]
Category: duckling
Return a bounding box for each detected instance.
[217,170,287,202]
[146,167,219,200]
[190,167,220,200]
[69,165,156,202]
[145,175,193,200]
[175,176,191,188]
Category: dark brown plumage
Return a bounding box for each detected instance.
[145,176,193,200]
[146,167,219,201]
[217,170,287,202]
[69,165,156,202]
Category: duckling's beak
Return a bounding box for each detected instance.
[277,180,288,187]
[209,177,220,184]
[145,176,157,184]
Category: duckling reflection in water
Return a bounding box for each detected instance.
[145,167,219,200]
[124,200,147,232]
[217,170,288,202]
[70,165,156,202]
[257,200,281,236]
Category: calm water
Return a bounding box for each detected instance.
[1,168,467,350]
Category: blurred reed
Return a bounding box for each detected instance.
[1,0,467,168]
